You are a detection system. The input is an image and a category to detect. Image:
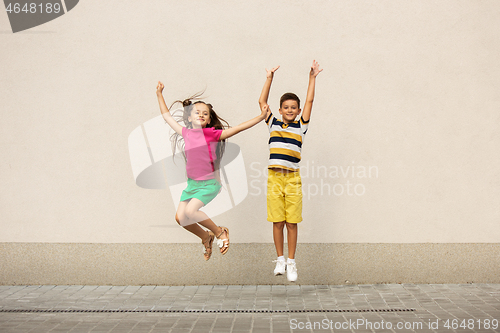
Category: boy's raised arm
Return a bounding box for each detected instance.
[259,66,280,118]
[156,81,183,135]
[301,60,323,123]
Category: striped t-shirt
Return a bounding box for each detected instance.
[266,113,309,171]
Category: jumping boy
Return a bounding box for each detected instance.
[259,60,322,282]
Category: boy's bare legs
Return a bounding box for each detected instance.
[273,221,285,257]
[285,222,298,259]
[273,222,298,258]
[273,221,298,280]
[272,221,287,276]
[285,222,298,282]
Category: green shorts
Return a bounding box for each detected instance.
[180,178,222,206]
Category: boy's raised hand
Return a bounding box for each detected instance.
[156,81,165,95]
[266,65,280,79]
[310,60,323,77]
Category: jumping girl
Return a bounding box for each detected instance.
[156,81,267,260]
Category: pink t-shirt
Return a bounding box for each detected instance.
[182,127,223,180]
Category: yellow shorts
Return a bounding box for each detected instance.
[267,169,302,223]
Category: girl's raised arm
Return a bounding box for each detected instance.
[156,81,183,135]
[220,105,268,140]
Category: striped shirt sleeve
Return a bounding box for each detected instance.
[300,116,309,136]
[266,112,275,132]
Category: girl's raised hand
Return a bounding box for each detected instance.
[261,104,270,118]
[266,65,280,79]
[156,81,165,95]
[310,60,323,77]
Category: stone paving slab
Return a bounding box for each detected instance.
[0,284,499,332]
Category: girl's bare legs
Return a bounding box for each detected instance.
[285,222,298,259]
[176,199,227,251]
[273,221,285,257]
[184,198,222,234]
[176,200,222,236]
[175,201,210,242]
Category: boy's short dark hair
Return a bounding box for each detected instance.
[280,93,300,108]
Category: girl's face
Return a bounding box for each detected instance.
[188,103,211,128]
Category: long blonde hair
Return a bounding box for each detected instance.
[169,93,229,171]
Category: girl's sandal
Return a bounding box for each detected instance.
[202,231,215,261]
[216,227,230,255]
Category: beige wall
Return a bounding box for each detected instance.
[1,243,499,285]
[1,0,500,246]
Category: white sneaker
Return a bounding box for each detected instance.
[273,260,286,275]
[286,262,298,282]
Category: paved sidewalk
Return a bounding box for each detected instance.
[0,284,499,332]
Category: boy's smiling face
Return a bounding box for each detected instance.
[279,99,301,123]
